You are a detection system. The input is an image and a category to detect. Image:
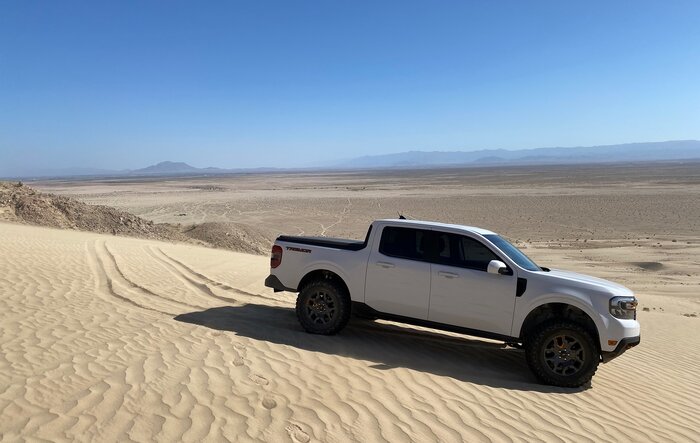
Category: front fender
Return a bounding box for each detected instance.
[512,293,606,346]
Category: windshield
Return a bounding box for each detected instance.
[484,234,541,271]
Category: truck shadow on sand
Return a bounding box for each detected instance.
[174,304,588,393]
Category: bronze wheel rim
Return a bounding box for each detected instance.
[543,334,585,376]
[305,290,337,325]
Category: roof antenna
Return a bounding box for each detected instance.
[398,212,407,220]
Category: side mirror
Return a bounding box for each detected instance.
[487,260,511,275]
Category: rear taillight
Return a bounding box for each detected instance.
[270,245,283,268]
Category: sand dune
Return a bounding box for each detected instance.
[1,222,698,442]
[0,181,271,255]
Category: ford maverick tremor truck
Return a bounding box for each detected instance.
[265,219,640,387]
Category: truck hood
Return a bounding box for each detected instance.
[539,269,634,297]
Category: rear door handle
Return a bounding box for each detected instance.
[438,271,459,279]
[376,261,395,269]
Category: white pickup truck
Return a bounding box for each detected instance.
[265,219,640,387]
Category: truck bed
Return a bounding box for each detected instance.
[276,235,368,251]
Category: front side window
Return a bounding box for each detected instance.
[379,227,429,261]
[457,236,499,271]
[433,232,499,272]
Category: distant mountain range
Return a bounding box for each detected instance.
[127,161,276,176]
[2,161,272,179]
[133,161,231,175]
[3,140,700,179]
[337,140,700,169]
[135,161,202,174]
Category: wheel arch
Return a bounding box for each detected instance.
[297,268,350,297]
[519,302,601,352]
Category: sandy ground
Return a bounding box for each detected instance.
[32,162,700,243]
[1,162,699,441]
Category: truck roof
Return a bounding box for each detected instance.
[375,219,497,236]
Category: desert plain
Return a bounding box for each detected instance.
[1,162,699,442]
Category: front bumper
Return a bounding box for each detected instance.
[601,336,640,363]
[601,316,640,352]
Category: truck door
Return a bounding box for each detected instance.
[364,226,432,319]
[428,232,517,336]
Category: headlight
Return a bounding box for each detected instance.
[610,296,638,320]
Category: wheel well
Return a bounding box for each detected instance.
[520,303,600,350]
[297,269,350,296]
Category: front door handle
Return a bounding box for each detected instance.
[438,271,459,279]
[376,261,395,269]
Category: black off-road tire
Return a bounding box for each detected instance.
[296,280,351,335]
[525,320,599,388]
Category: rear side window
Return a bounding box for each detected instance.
[379,227,430,261]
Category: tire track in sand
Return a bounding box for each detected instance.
[320,197,351,237]
[152,247,279,302]
[146,247,240,306]
[86,240,170,315]
[101,241,207,311]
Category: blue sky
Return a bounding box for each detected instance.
[1,1,699,172]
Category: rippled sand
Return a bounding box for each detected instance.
[1,222,698,442]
